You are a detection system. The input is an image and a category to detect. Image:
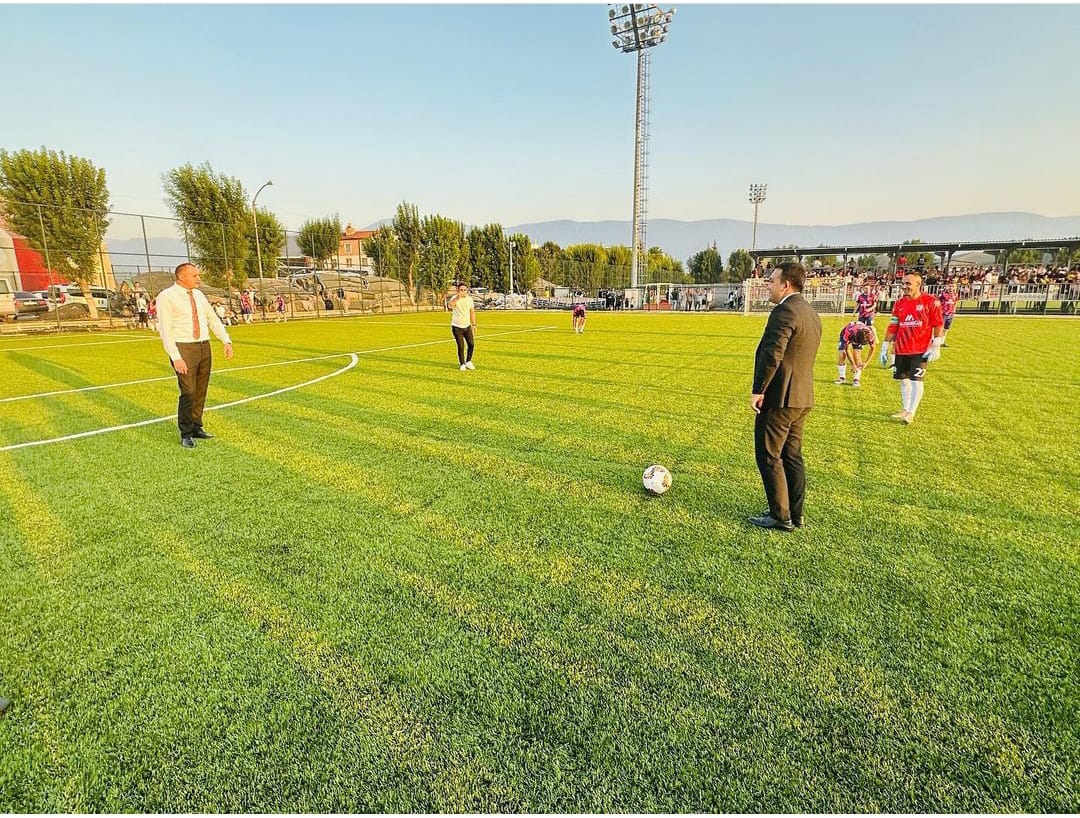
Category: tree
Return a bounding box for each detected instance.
[902,239,937,267]
[728,248,754,281]
[808,247,839,268]
[508,232,539,295]
[764,244,798,266]
[0,147,110,318]
[647,246,686,283]
[996,248,1041,265]
[565,244,608,292]
[363,227,400,279]
[534,240,563,289]
[297,215,342,270]
[419,214,465,297]
[467,223,508,291]
[163,162,249,291]
[392,202,422,303]
[249,208,286,280]
[856,254,878,270]
[687,243,724,284]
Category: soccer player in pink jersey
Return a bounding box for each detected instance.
[854,284,878,326]
[834,320,877,387]
[938,285,957,346]
[880,272,945,424]
[572,302,587,334]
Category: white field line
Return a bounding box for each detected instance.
[0,319,551,351]
[0,326,554,405]
[0,337,159,352]
[0,353,348,404]
[0,354,359,453]
[0,326,553,452]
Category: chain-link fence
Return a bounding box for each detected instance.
[0,204,446,334]
[742,278,1080,317]
[5,202,1080,334]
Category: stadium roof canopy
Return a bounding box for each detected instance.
[749,237,1080,260]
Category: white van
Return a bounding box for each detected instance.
[0,279,15,321]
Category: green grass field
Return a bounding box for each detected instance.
[0,311,1077,811]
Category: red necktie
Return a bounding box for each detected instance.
[189,290,201,339]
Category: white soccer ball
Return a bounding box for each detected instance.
[642,464,672,496]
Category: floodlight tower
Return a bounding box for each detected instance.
[609,3,675,289]
[749,183,767,251]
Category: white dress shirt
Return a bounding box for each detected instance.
[157,283,231,361]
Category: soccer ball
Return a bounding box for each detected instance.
[642,464,672,496]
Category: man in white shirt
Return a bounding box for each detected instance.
[158,263,234,448]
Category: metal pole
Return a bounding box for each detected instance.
[251,181,271,322]
[221,223,231,312]
[629,49,645,289]
[288,231,295,320]
[38,205,62,331]
[752,202,759,251]
[140,215,153,279]
[508,237,514,303]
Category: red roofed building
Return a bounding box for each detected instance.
[338,224,375,272]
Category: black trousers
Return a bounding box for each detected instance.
[451,325,475,365]
[754,406,810,523]
[173,341,212,437]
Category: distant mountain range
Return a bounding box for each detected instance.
[107,212,1080,273]
[501,212,1080,263]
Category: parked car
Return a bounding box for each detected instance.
[46,284,113,312]
[14,291,49,317]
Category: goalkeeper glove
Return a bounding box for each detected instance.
[923,336,944,362]
[879,342,893,368]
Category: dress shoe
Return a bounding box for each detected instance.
[762,509,804,528]
[180,436,196,449]
[748,513,794,532]
[191,429,214,439]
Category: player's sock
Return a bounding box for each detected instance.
[909,381,925,415]
[838,365,846,380]
[900,379,913,412]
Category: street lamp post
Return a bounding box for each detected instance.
[749,183,767,251]
[508,236,515,305]
[608,3,676,290]
[252,179,272,319]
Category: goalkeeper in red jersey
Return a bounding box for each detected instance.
[880,272,944,425]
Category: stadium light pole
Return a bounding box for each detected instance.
[749,183,767,251]
[508,236,514,300]
[252,180,272,315]
[608,3,676,289]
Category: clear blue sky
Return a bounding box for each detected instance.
[5,3,1079,233]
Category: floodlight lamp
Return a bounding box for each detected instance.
[609,8,616,17]
[611,24,618,33]
[621,5,629,12]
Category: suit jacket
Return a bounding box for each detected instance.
[752,293,823,409]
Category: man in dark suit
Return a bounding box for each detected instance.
[749,262,823,531]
